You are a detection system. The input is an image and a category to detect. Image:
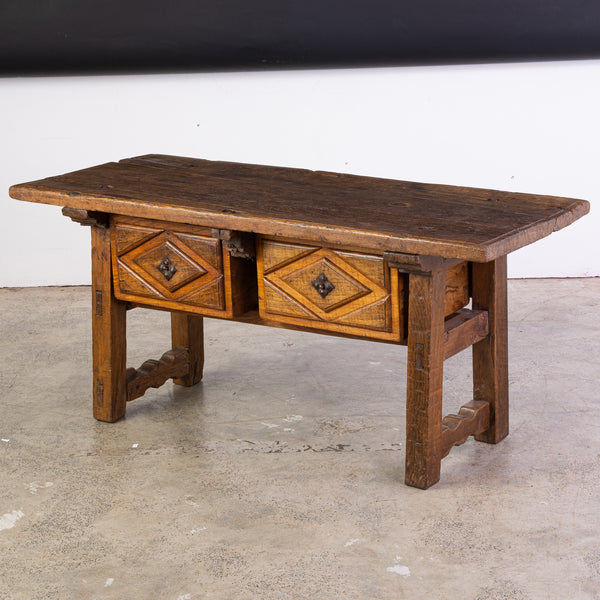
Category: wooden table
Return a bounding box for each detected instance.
[10,155,590,488]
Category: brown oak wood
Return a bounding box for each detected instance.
[91,222,128,422]
[444,261,470,315]
[440,400,491,459]
[258,237,402,341]
[404,266,446,489]
[384,252,463,273]
[171,312,204,386]
[232,309,407,344]
[472,257,509,444]
[62,207,108,228]
[111,216,225,311]
[10,154,589,262]
[8,155,591,488]
[386,254,470,342]
[110,215,257,318]
[212,229,256,259]
[443,309,489,360]
[226,249,259,317]
[126,347,190,402]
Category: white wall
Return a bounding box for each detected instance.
[1,60,597,287]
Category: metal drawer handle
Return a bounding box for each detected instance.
[157,256,177,281]
[312,272,335,299]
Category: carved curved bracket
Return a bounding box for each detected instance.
[440,400,490,459]
[126,347,190,402]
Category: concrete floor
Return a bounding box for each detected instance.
[0,279,599,600]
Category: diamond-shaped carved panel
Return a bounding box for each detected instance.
[113,223,159,256]
[117,230,224,308]
[263,246,390,322]
[132,237,208,293]
[282,257,370,313]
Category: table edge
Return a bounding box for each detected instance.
[9,181,590,263]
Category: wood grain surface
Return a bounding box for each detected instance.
[472,257,509,444]
[404,266,446,488]
[171,312,204,387]
[109,215,257,319]
[9,154,589,262]
[8,154,589,487]
[91,223,127,422]
[126,347,190,402]
[257,237,402,341]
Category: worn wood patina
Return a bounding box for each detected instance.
[10,155,590,488]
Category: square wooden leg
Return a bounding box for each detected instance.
[404,267,446,489]
[91,224,127,422]
[171,312,204,386]
[472,257,509,443]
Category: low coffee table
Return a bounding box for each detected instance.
[10,155,589,488]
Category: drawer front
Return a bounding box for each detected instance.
[111,216,255,317]
[258,238,403,341]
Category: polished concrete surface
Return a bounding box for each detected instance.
[0,280,599,600]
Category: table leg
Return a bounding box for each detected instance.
[91,224,127,422]
[171,312,204,386]
[472,257,509,443]
[404,267,446,489]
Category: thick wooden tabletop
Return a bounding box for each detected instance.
[10,154,589,262]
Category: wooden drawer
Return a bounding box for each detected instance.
[111,216,256,317]
[257,238,470,342]
[257,238,404,341]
